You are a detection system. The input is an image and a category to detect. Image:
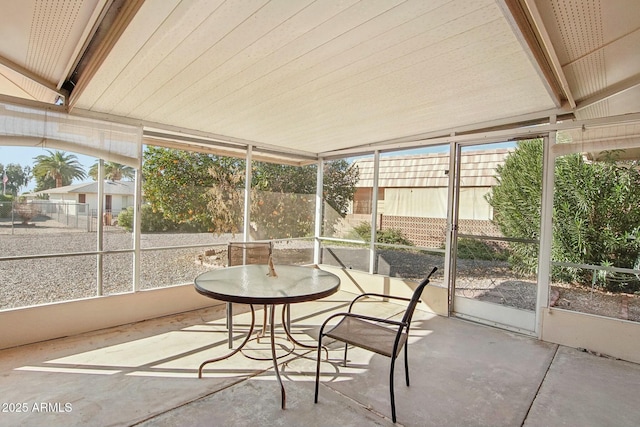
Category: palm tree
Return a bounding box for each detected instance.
[32,150,87,189]
[88,161,135,181]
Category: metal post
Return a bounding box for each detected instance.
[97,159,104,296]
[444,138,459,315]
[228,144,253,349]
[243,145,253,241]
[132,127,143,292]
[313,158,323,265]
[536,117,556,336]
[133,165,142,292]
[369,151,380,274]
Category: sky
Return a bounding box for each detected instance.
[0,146,97,192]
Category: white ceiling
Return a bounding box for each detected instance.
[0,0,106,102]
[0,0,639,160]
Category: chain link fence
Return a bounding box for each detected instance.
[0,201,92,233]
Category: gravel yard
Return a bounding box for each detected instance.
[1,218,638,322]
[0,228,221,309]
[0,218,318,310]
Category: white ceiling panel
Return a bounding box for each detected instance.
[73,0,557,153]
[1,0,638,158]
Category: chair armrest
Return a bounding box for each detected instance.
[348,292,414,312]
[319,311,406,334]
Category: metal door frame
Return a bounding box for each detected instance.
[447,140,538,335]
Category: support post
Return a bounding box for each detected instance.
[96,158,104,296]
[243,145,253,241]
[536,117,556,336]
[313,158,323,265]
[369,151,380,274]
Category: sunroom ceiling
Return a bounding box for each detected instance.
[0,0,639,160]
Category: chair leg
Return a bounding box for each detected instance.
[390,357,397,423]
[404,344,410,386]
[314,334,324,403]
[343,342,348,366]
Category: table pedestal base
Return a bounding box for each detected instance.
[198,304,324,409]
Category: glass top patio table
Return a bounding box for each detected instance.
[194,264,340,409]
[194,264,340,305]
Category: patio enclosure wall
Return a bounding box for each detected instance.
[1,102,640,365]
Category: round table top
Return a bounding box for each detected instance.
[194,264,340,304]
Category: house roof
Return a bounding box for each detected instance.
[34,181,135,196]
[0,0,638,161]
[354,148,513,188]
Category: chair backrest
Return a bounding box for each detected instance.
[401,267,438,326]
[228,241,273,266]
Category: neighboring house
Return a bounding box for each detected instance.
[351,148,513,220]
[347,149,513,246]
[29,181,135,219]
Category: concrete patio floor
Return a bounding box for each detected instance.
[1,290,640,427]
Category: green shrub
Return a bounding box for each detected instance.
[118,205,182,233]
[487,139,640,292]
[0,197,12,218]
[117,207,134,231]
[455,238,510,261]
[351,222,413,246]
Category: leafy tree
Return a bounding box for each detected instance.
[142,147,229,232]
[247,160,358,239]
[89,161,135,181]
[553,153,640,291]
[33,175,57,192]
[207,157,245,234]
[487,139,640,292]
[0,163,31,196]
[485,140,543,275]
[32,150,86,190]
[142,147,358,237]
[117,205,201,233]
[321,159,360,236]
[249,162,316,240]
[323,159,360,216]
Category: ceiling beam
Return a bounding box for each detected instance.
[498,0,568,108]
[67,0,145,109]
[575,73,640,111]
[0,54,64,97]
[0,94,67,112]
[58,0,113,91]
[522,0,576,108]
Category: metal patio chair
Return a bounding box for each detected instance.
[226,241,273,348]
[314,266,438,423]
